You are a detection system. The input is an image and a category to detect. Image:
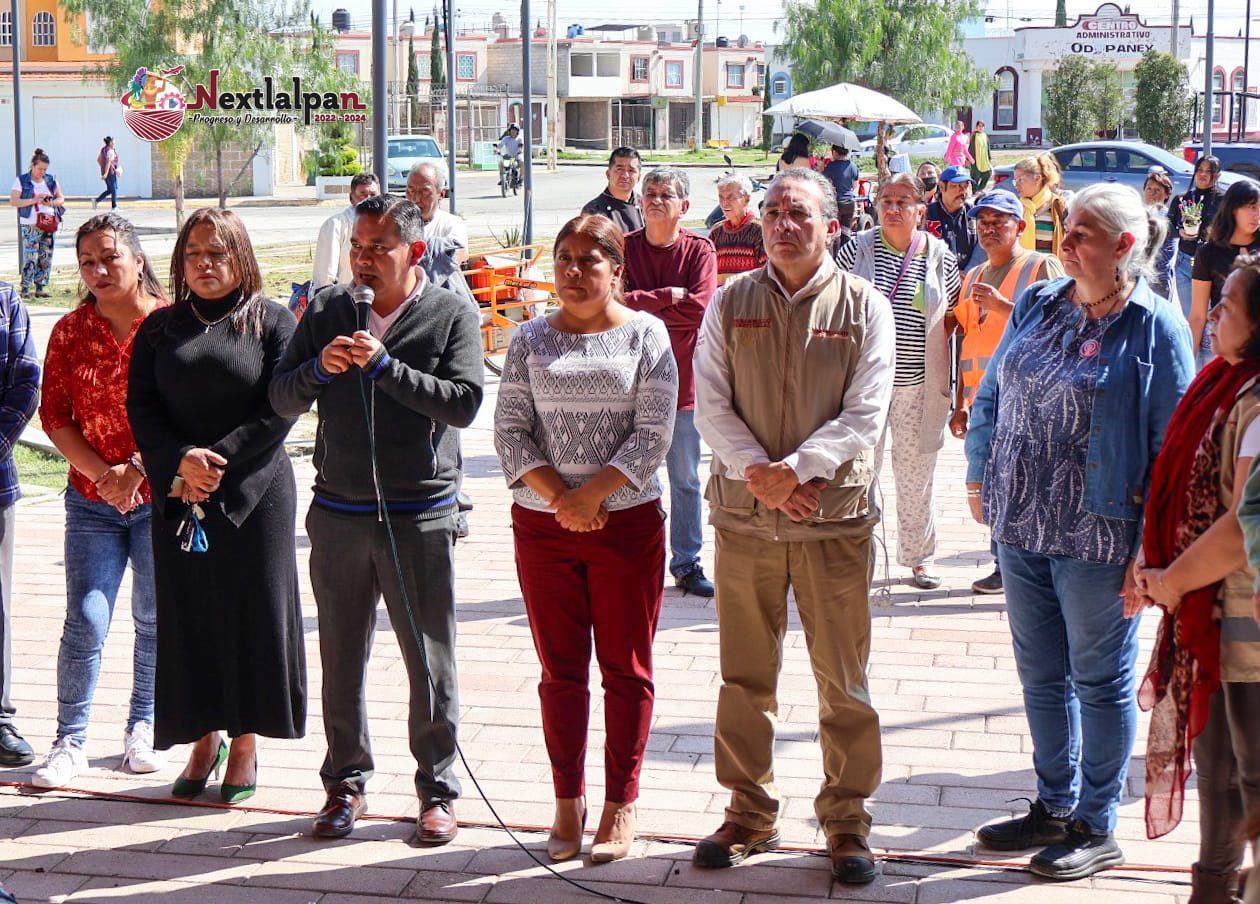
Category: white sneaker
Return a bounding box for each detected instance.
[31,738,87,789]
[123,722,164,774]
[91,199,98,210]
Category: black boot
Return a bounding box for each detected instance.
[976,798,1069,851]
[1188,863,1241,904]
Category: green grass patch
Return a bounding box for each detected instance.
[13,443,67,491]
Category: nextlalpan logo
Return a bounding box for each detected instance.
[121,66,187,142]
[121,66,366,141]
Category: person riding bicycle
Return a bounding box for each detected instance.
[497,124,524,190]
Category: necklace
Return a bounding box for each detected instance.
[1062,280,1132,354]
[189,299,239,333]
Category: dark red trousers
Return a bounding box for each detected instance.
[511,501,665,802]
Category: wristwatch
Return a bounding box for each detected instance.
[127,453,147,479]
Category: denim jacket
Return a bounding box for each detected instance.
[965,276,1194,532]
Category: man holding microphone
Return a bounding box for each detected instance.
[270,195,483,844]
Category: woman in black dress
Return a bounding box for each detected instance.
[127,208,304,803]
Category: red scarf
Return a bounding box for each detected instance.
[1139,356,1260,838]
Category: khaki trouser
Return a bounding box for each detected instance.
[713,526,882,838]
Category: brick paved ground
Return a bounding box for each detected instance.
[0,306,1211,902]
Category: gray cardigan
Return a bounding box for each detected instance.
[844,228,953,454]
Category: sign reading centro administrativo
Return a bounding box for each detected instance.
[1019,3,1191,62]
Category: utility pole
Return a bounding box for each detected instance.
[445,0,457,212]
[546,0,557,170]
[1243,0,1252,143]
[693,0,703,150]
[1170,0,1179,56]
[10,0,22,270]
[521,0,534,244]
[373,0,388,191]
[392,0,399,130]
[1203,0,1214,155]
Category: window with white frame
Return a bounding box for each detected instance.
[995,68,1016,129]
[772,76,788,95]
[456,52,476,81]
[726,63,744,89]
[335,52,358,76]
[1213,69,1225,124]
[631,56,649,82]
[32,10,55,47]
[757,62,766,84]
[666,60,683,88]
[0,11,11,46]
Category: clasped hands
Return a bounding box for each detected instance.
[95,463,144,514]
[1125,555,1183,619]
[550,484,609,533]
[744,462,825,522]
[177,447,227,505]
[320,331,384,375]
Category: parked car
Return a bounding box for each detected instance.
[1181,142,1260,183]
[857,123,952,159]
[385,134,447,192]
[990,140,1251,197]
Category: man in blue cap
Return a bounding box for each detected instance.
[925,165,978,269]
[948,190,1063,594]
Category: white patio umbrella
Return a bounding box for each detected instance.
[764,82,921,125]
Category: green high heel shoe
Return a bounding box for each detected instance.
[171,739,227,799]
[221,756,257,805]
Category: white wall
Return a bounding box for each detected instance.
[0,81,153,198]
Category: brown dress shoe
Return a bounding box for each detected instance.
[416,798,459,845]
[312,783,367,839]
[828,833,877,885]
[692,821,780,868]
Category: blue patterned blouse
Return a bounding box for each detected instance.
[983,292,1134,565]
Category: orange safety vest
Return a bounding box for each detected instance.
[956,252,1046,404]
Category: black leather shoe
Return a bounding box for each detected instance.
[674,565,715,598]
[1029,821,1124,880]
[977,799,1069,851]
[0,724,34,767]
[312,783,367,839]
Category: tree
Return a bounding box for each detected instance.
[1088,61,1124,138]
[406,33,420,130]
[1135,50,1194,150]
[1043,55,1096,144]
[1055,0,1067,27]
[65,0,357,215]
[430,8,445,90]
[781,0,991,180]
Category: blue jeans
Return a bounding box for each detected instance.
[996,543,1141,834]
[1175,251,1195,322]
[94,174,118,208]
[665,408,703,577]
[57,488,156,744]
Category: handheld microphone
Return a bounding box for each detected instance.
[350,284,374,334]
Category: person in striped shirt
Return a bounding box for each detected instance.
[836,173,961,590]
[711,175,766,285]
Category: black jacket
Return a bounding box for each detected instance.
[269,281,483,511]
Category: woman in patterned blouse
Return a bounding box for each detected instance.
[494,213,678,865]
[964,184,1194,880]
[32,213,168,789]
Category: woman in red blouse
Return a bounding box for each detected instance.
[31,213,168,789]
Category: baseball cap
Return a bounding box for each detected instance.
[939,165,973,183]
[967,190,1024,219]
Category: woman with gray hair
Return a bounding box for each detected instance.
[836,171,960,589]
[711,174,765,285]
[965,183,1195,880]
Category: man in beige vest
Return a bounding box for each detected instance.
[691,168,895,884]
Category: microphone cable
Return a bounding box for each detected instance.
[352,348,653,904]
